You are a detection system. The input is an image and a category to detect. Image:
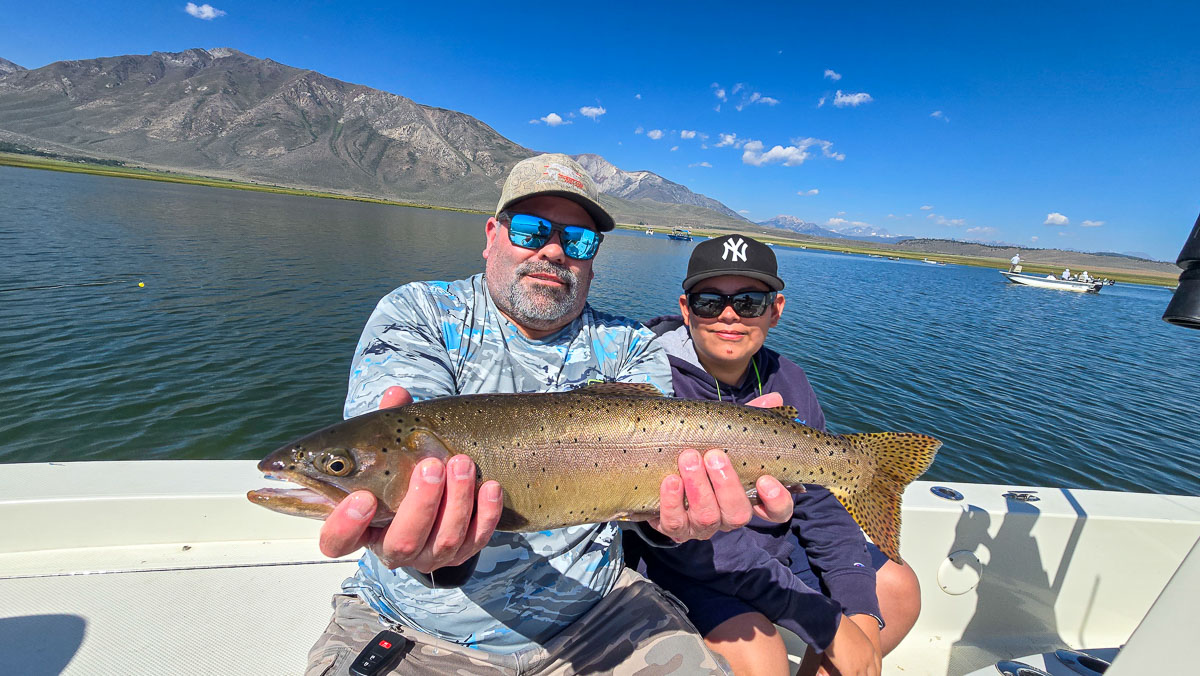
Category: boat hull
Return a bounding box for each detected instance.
[1000,271,1103,293]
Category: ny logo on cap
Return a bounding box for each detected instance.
[723,237,748,263]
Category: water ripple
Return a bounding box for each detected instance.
[1,167,1196,496]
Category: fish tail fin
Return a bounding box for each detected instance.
[831,432,941,562]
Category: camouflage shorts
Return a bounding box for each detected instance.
[306,567,732,675]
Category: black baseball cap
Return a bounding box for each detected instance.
[683,234,784,291]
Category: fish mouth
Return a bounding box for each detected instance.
[246,467,351,520]
[248,464,396,526]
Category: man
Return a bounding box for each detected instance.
[1009,254,1021,272]
[628,235,921,676]
[308,154,795,675]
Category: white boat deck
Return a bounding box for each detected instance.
[2,461,1198,675]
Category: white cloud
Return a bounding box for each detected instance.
[670,145,679,152]
[833,90,873,107]
[824,69,842,81]
[580,105,607,121]
[817,96,826,108]
[718,85,780,111]
[1081,220,1105,227]
[920,205,934,210]
[1031,235,1040,242]
[1044,212,1069,225]
[928,214,966,226]
[635,94,642,100]
[739,209,751,214]
[741,137,843,167]
[531,113,570,126]
[826,217,874,229]
[931,110,949,122]
[185,2,225,19]
[680,130,697,139]
[716,133,740,148]
[966,227,995,235]
[634,126,644,134]
[798,188,819,196]
[689,161,713,168]
[646,129,664,140]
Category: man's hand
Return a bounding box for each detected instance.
[820,615,881,676]
[647,391,794,541]
[317,386,504,572]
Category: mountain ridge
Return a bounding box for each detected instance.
[0,47,748,228]
[757,214,911,244]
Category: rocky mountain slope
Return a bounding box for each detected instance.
[758,214,910,243]
[573,154,744,221]
[0,48,746,227]
[0,48,530,209]
[0,58,25,75]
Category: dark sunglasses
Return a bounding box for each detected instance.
[687,291,777,319]
[502,213,604,260]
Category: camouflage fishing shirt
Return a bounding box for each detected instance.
[341,273,673,654]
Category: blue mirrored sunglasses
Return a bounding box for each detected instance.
[504,213,604,260]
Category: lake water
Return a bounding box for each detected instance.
[1,166,1196,496]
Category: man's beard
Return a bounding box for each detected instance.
[493,260,584,329]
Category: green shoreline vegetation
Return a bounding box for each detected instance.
[630,228,1180,288]
[3,151,1178,287]
[0,151,487,215]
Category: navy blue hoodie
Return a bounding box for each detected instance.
[629,316,881,651]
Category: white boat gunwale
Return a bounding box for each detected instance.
[1,460,1198,675]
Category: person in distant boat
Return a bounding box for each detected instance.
[307,154,795,675]
[627,234,920,676]
[1080,271,1091,283]
[1062,268,1072,280]
[1009,254,1021,272]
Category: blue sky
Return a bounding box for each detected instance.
[3,2,1198,261]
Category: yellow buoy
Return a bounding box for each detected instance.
[138,282,145,288]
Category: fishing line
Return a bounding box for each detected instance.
[0,279,145,293]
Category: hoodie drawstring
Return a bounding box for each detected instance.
[715,357,763,402]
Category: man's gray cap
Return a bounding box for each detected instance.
[683,234,785,291]
[496,153,615,232]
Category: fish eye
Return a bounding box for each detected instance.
[318,450,355,477]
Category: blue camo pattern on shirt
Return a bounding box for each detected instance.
[341,273,673,654]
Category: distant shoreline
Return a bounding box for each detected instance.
[1,152,1180,287]
[628,227,1180,287]
[0,152,488,216]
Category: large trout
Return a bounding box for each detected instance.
[248,382,940,561]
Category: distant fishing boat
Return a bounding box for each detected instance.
[1000,270,1104,293]
[668,227,692,241]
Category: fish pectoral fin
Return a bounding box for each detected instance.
[610,510,661,522]
[767,405,800,420]
[574,381,664,397]
[404,429,454,461]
